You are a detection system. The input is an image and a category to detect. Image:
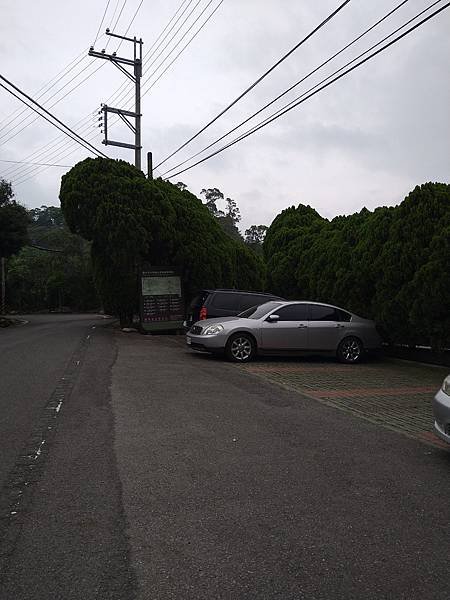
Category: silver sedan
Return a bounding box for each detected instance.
[186,301,381,364]
[432,375,450,444]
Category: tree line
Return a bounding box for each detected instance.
[2,162,448,350]
[264,182,450,350]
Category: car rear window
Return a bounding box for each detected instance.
[238,294,274,311]
[337,309,352,322]
[239,302,282,319]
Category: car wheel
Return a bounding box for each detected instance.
[337,336,364,364]
[226,333,256,363]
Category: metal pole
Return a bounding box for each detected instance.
[1,257,6,315]
[134,38,142,171]
[147,151,153,179]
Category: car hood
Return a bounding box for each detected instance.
[192,316,243,327]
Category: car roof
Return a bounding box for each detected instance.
[273,300,353,312]
[203,289,283,297]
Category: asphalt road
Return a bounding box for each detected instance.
[0,317,449,599]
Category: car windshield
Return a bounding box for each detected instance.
[238,301,282,319]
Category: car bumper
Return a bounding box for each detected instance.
[186,332,227,353]
[432,388,450,444]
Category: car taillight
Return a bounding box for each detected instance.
[199,306,208,320]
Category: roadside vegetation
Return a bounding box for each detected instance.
[59,158,265,326]
[264,182,450,351]
[2,167,448,351]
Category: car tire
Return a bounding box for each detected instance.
[225,333,256,363]
[337,336,364,364]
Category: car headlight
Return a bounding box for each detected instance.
[202,324,224,336]
[442,376,450,396]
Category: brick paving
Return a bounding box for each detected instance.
[240,358,450,450]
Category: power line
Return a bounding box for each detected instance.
[0,48,91,129]
[165,1,450,179]
[0,75,108,158]
[114,0,145,52]
[0,159,72,168]
[141,0,223,97]
[162,0,412,176]
[93,0,112,45]
[0,61,105,147]
[0,55,90,138]
[7,0,204,184]
[112,0,128,32]
[4,0,192,181]
[155,0,351,169]
[111,0,199,108]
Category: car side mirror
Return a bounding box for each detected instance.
[267,314,279,322]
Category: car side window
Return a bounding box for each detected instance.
[209,293,241,311]
[239,294,267,311]
[273,304,309,321]
[309,305,339,321]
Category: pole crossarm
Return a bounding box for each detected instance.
[106,29,144,45]
[103,106,139,118]
[103,139,141,150]
[88,49,135,67]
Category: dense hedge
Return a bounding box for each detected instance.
[60,158,264,325]
[264,183,450,350]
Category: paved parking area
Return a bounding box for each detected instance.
[240,357,449,450]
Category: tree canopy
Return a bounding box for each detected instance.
[0,178,29,258]
[264,182,450,350]
[60,158,264,326]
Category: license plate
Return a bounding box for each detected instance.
[186,337,192,345]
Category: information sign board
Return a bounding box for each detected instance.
[140,267,184,332]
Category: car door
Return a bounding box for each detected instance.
[307,304,342,350]
[261,304,309,350]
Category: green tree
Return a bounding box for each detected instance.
[0,178,29,258]
[60,158,155,326]
[264,183,450,349]
[60,159,264,326]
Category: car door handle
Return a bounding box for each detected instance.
[336,324,345,328]
[298,324,307,328]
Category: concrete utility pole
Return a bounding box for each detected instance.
[89,30,143,170]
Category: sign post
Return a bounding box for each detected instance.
[140,266,184,333]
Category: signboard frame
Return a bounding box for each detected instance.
[139,266,184,333]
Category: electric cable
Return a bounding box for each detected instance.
[162,0,412,176]
[155,0,352,169]
[0,76,108,158]
[164,1,450,179]
[7,0,208,183]
[111,0,201,107]
[0,159,73,168]
[0,55,89,136]
[8,0,197,181]
[141,0,222,95]
[0,61,105,146]
[93,0,111,45]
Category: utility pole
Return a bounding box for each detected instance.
[89,30,143,170]
[147,151,153,180]
[1,257,6,315]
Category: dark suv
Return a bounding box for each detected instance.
[185,289,284,329]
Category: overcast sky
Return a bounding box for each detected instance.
[0,0,449,232]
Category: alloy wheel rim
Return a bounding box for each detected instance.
[342,339,361,362]
[231,337,252,361]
